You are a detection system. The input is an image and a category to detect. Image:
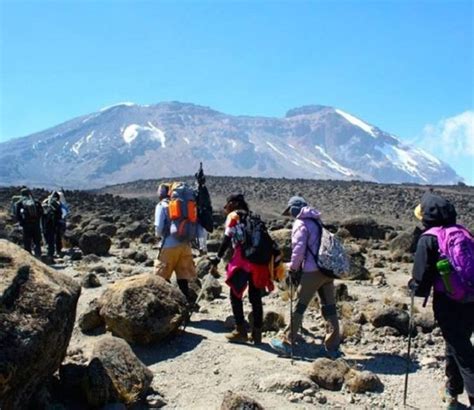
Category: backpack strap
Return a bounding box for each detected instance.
[304,219,323,266]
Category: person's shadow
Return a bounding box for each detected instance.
[132,330,205,366]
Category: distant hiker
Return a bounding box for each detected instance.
[15,187,43,257]
[410,192,474,409]
[195,162,214,255]
[154,183,197,305]
[210,193,275,345]
[270,196,341,358]
[42,191,64,261]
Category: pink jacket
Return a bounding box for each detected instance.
[290,206,322,272]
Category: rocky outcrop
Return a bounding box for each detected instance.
[370,306,410,336]
[344,369,383,393]
[98,274,187,344]
[79,231,112,256]
[0,240,81,410]
[307,358,349,391]
[221,391,264,410]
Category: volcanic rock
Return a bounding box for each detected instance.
[0,240,80,409]
[220,391,264,410]
[98,274,187,344]
[79,232,111,256]
[344,369,383,393]
[308,358,350,391]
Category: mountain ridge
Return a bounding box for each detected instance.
[0,101,461,188]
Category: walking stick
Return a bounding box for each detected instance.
[289,276,294,365]
[403,289,415,406]
[182,264,217,332]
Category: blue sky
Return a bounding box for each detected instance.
[1,0,473,182]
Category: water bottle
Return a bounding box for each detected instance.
[436,259,452,294]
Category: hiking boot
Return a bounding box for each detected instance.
[251,328,262,345]
[440,388,459,410]
[225,324,248,343]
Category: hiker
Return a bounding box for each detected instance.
[41,191,64,261]
[15,187,43,257]
[154,183,197,304]
[210,193,274,345]
[270,196,341,358]
[410,192,474,409]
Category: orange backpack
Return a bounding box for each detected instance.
[168,182,198,241]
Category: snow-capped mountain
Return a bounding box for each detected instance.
[0,102,460,188]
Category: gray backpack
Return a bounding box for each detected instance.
[307,221,350,279]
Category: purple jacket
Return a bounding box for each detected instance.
[290,206,322,272]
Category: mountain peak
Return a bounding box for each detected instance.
[285,105,333,118]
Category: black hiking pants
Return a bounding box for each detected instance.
[230,270,263,330]
[433,292,474,400]
[44,221,64,257]
[22,222,42,257]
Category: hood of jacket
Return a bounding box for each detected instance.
[420,192,457,228]
[296,206,321,221]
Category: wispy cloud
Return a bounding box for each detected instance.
[419,111,474,157]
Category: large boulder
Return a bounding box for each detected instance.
[98,274,187,344]
[0,240,81,409]
[271,229,292,261]
[370,306,410,336]
[85,336,153,407]
[340,217,387,240]
[79,231,111,256]
[389,231,415,255]
[307,358,349,391]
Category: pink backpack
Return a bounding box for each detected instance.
[423,225,474,301]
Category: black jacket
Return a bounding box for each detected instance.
[412,193,457,298]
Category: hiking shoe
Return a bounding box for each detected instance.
[269,337,291,356]
[440,388,459,409]
[225,325,248,343]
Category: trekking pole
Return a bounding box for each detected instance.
[403,289,415,406]
[289,276,294,365]
[182,267,215,332]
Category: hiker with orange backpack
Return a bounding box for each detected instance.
[409,192,474,409]
[210,193,277,345]
[154,183,197,304]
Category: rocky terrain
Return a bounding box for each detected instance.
[0,102,461,188]
[1,178,474,409]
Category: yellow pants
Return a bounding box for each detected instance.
[154,244,196,281]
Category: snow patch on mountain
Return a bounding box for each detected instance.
[147,122,166,148]
[71,137,85,155]
[122,123,166,147]
[100,102,136,112]
[266,141,288,158]
[315,145,353,176]
[377,144,427,182]
[86,131,95,143]
[335,109,376,137]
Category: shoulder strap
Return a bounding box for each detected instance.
[304,219,323,264]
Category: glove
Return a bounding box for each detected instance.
[288,269,302,287]
[209,256,221,267]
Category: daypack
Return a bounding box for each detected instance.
[10,195,22,218]
[42,198,61,224]
[20,197,39,222]
[307,220,350,279]
[423,225,474,301]
[236,211,275,265]
[167,182,198,242]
